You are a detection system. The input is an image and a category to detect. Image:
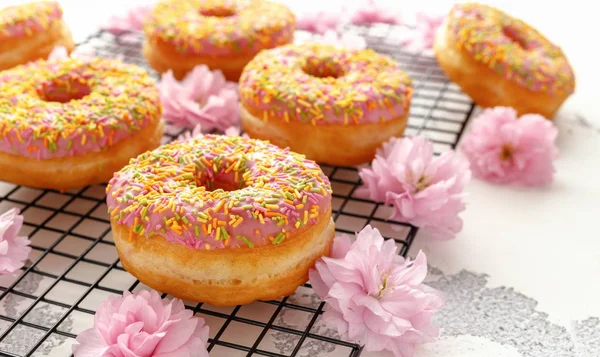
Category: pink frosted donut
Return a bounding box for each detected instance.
[143,0,295,81]
[106,134,335,306]
[434,2,576,118]
[239,43,413,166]
[0,1,75,71]
[0,57,163,189]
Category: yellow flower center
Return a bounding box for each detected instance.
[415,175,429,192]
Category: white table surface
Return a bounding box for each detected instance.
[1,0,598,356]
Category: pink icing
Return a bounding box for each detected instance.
[106,135,333,250]
[144,0,295,56]
[0,1,63,40]
[239,44,413,125]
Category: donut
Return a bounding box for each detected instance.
[239,43,413,166]
[434,3,575,118]
[0,57,163,190]
[143,0,295,81]
[0,1,75,71]
[106,135,334,306]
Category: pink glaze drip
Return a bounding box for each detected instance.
[106,135,333,250]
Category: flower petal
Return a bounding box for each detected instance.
[154,314,198,353]
[130,331,161,356]
[352,294,387,317]
[349,0,402,25]
[72,329,112,357]
[0,241,9,256]
[322,309,349,337]
[400,12,445,52]
[0,209,31,275]
[331,234,352,259]
[48,46,69,60]
[322,257,362,285]
[117,334,139,357]
[295,10,342,34]
[390,251,428,286]
[101,5,152,34]
[308,263,331,299]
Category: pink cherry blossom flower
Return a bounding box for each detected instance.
[72,290,209,357]
[296,30,367,50]
[460,107,558,186]
[101,5,152,34]
[296,10,343,34]
[357,136,471,240]
[0,208,31,275]
[349,0,402,26]
[309,225,444,357]
[159,65,240,132]
[176,125,247,142]
[401,12,445,52]
[176,124,205,142]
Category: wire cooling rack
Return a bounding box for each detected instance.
[0,24,474,357]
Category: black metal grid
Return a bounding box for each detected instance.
[0,24,474,357]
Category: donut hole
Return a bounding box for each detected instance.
[502,26,529,50]
[39,77,91,103]
[302,57,346,79]
[199,6,235,17]
[209,180,240,192]
[196,172,244,192]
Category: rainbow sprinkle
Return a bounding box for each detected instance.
[0,57,161,160]
[448,3,575,95]
[106,135,332,250]
[239,43,413,125]
[0,1,62,40]
[144,0,295,56]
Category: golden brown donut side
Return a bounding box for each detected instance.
[0,19,74,71]
[434,17,573,119]
[142,36,295,81]
[0,119,163,190]
[113,210,335,306]
[241,105,409,167]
